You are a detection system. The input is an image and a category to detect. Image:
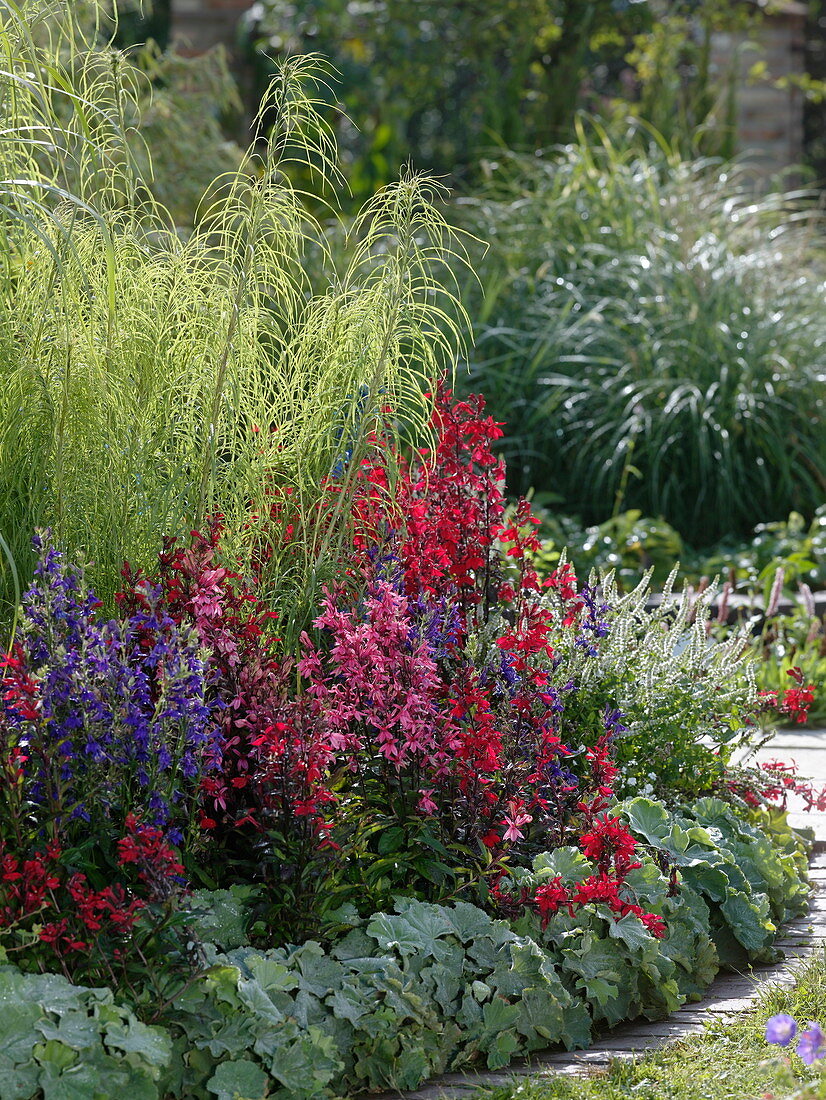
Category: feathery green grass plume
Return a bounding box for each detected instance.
[0,2,467,638]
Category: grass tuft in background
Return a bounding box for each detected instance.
[459,122,826,547]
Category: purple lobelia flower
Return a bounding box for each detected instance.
[3,531,222,841]
[603,704,629,739]
[575,584,611,655]
[797,1022,826,1065]
[765,1013,797,1047]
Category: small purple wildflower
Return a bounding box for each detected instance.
[765,1013,797,1047]
[797,1022,826,1065]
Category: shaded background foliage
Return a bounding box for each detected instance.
[113,0,171,51]
[239,0,659,197]
[236,0,782,198]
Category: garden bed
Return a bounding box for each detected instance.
[0,5,823,1099]
[0,800,813,1099]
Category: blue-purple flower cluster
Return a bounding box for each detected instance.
[5,533,221,840]
[407,589,462,661]
[576,585,610,656]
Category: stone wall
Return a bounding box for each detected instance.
[710,1,807,178]
[171,0,249,57]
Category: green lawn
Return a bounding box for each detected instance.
[476,952,826,1100]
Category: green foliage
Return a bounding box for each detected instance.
[0,965,171,1100]
[240,0,650,197]
[507,848,717,1026]
[621,797,809,966]
[533,508,685,590]
[532,508,826,727]
[753,608,826,728]
[157,848,733,1092]
[0,797,810,1098]
[161,897,590,1098]
[531,506,826,598]
[553,565,759,801]
[695,508,826,592]
[188,889,256,953]
[112,0,171,52]
[460,127,826,545]
[337,814,478,918]
[622,0,753,159]
[240,0,776,198]
[474,952,826,1100]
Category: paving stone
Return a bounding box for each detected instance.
[701,999,757,1013]
[529,1050,614,1065]
[397,1088,478,1099]
[412,1075,513,1090]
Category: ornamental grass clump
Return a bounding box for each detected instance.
[0,0,465,636]
[460,122,826,545]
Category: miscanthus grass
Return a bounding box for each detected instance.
[459,120,826,546]
[0,0,468,640]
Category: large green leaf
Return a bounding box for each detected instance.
[367,905,452,959]
[0,998,44,1064]
[680,861,731,902]
[36,1014,104,1052]
[0,1054,40,1100]
[206,1058,269,1100]
[514,986,566,1047]
[419,961,463,1015]
[37,1062,106,1100]
[265,1027,341,1095]
[243,954,298,993]
[621,797,672,844]
[607,913,657,954]
[487,1027,521,1070]
[721,891,775,952]
[531,847,592,883]
[559,1001,593,1051]
[328,984,371,1026]
[189,890,251,952]
[447,901,507,945]
[0,970,105,1015]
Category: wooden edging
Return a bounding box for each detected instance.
[370,852,826,1100]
